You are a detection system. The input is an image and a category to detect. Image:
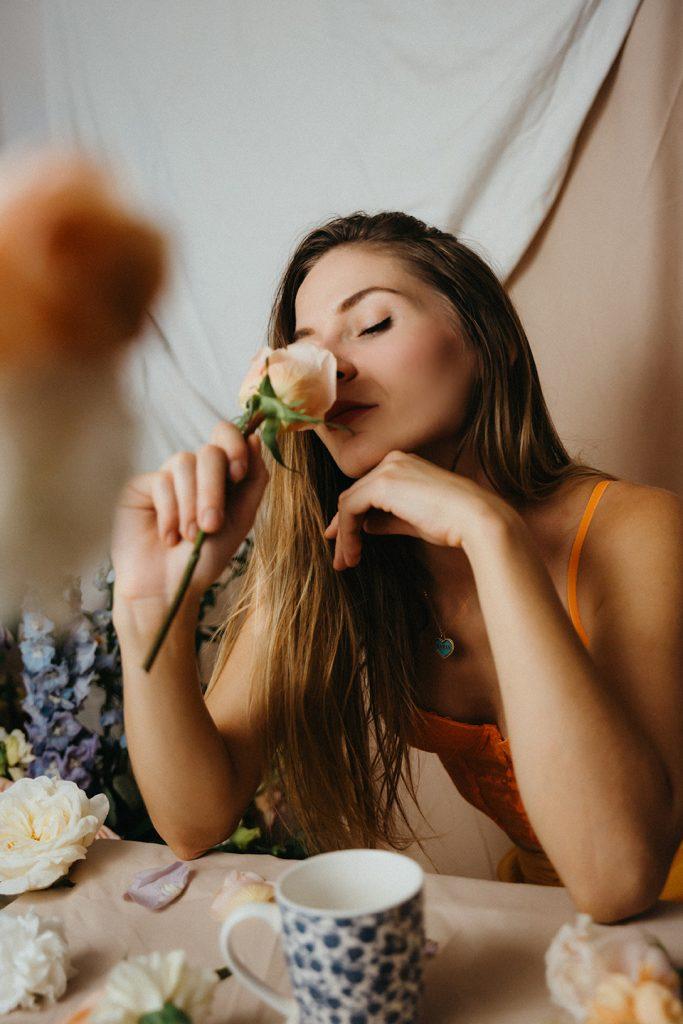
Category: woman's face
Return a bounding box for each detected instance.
[293,245,478,479]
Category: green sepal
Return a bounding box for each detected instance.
[260,417,287,469]
[138,1003,192,1024]
[259,372,277,399]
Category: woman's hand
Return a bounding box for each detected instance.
[111,422,269,605]
[323,450,510,570]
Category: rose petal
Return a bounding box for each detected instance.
[95,824,121,840]
[123,860,191,909]
[210,868,275,921]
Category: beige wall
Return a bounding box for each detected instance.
[403,0,682,879]
[509,0,682,495]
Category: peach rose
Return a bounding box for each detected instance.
[0,147,167,370]
[238,340,336,429]
[633,982,683,1024]
[587,976,683,1024]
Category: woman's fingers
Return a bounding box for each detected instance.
[160,452,198,541]
[196,443,229,533]
[209,420,250,482]
[150,471,180,545]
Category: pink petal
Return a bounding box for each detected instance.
[95,824,121,840]
[123,860,191,909]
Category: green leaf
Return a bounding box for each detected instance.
[0,742,7,779]
[229,824,261,851]
[138,1003,192,1024]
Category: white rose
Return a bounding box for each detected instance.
[0,907,73,1013]
[0,727,35,780]
[90,950,217,1024]
[0,775,109,895]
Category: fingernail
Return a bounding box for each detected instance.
[201,508,221,531]
[230,459,246,482]
[187,521,198,541]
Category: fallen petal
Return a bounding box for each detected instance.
[123,860,190,909]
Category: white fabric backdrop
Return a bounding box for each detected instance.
[24,0,639,471]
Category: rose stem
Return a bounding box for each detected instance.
[142,412,264,672]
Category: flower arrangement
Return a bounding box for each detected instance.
[0,549,309,858]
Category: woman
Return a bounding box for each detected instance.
[111,212,683,923]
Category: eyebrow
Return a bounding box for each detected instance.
[292,286,404,341]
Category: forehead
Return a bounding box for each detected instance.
[294,246,421,319]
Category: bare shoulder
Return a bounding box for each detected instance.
[593,478,682,553]
[568,476,682,628]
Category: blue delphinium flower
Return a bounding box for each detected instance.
[19,596,101,794]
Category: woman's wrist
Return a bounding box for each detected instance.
[112,592,202,647]
[460,500,528,561]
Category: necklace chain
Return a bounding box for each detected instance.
[422,588,467,659]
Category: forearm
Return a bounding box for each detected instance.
[463,512,672,913]
[114,596,243,858]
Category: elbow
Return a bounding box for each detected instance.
[567,855,666,925]
[166,839,212,862]
[158,816,243,863]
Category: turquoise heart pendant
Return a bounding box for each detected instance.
[435,637,455,659]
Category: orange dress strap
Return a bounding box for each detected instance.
[566,479,613,648]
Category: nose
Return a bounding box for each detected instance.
[335,355,357,382]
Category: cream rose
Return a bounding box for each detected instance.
[238,340,337,429]
[0,775,109,894]
[88,950,217,1024]
[0,908,73,1013]
[0,726,35,780]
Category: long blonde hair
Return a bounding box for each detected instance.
[207,212,616,855]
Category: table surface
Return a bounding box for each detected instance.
[4,839,683,1024]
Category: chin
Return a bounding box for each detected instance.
[325,437,392,480]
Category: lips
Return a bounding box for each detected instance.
[324,400,376,423]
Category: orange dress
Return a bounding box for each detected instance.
[409,479,683,900]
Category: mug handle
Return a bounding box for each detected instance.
[218,902,298,1020]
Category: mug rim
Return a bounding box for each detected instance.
[274,848,424,917]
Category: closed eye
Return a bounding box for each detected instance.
[361,317,392,336]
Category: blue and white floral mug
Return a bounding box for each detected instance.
[218,848,425,1023]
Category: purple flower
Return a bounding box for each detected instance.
[19,637,57,674]
[57,734,100,790]
[34,710,81,754]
